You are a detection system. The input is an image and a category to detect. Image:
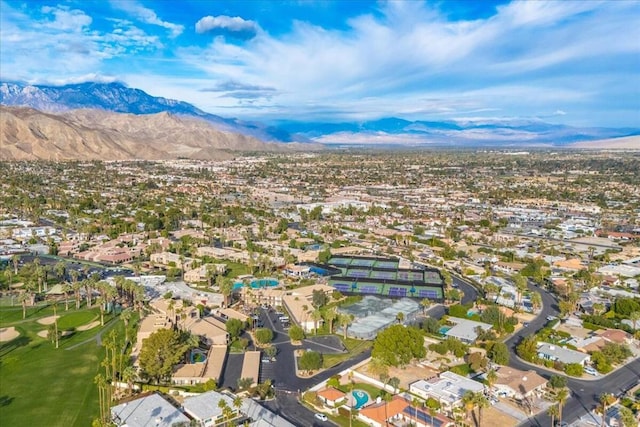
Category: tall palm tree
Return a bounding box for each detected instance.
[121,366,137,396]
[324,306,338,334]
[121,309,132,342]
[420,298,431,314]
[388,377,400,394]
[462,390,476,424]
[62,282,73,311]
[555,388,569,426]
[232,396,243,421]
[51,301,61,348]
[547,404,559,427]
[340,313,354,339]
[11,254,19,275]
[486,369,498,395]
[473,392,489,427]
[311,308,323,335]
[599,393,616,427]
[218,398,230,424]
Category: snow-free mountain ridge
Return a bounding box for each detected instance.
[2,81,638,147]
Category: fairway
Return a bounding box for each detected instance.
[0,305,112,426]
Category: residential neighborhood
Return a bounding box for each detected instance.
[1,151,639,427]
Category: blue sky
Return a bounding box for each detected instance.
[1,0,639,127]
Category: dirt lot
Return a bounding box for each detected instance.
[357,360,439,389]
[480,406,518,427]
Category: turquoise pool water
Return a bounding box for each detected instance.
[233,278,279,290]
[439,326,451,335]
[352,390,369,409]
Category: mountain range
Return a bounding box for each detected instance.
[1,81,639,149]
[0,106,315,161]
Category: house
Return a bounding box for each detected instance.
[596,329,634,346]
[182,390,238,427]
[184,317,229,346]
[240,398,297,427]
[409,371,485,412]
[240,351,261,388]
[111,393,190,427]
[537,343,591,366]
[282,284,334,332]
[492,367,548,400]
[444,318,493,344]
[184,263,228,283]
[317,387,347,408]
[150,252,194,269]
[358,395,410,427]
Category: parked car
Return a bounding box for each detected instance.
[584,366,599,376]
[314,413,328,421]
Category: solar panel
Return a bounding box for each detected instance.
[403,407,443,427]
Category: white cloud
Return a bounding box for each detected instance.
[175,0,639,124]
[195,15,259,36]
[41,5,92,32]
[110,1,183,37]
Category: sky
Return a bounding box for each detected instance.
[1,0,639,127]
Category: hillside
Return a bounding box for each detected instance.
[0,106,311,161]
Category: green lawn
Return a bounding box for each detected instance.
[323,338,372,368]
[0,305,118,426]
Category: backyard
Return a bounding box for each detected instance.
[0,301,117,426]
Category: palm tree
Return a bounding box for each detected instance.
[473,392,489,427]
[232,396,243,420]
[121,309,132,342]
[462,390,476,424]
[555,388,569,426]
[340,313,354,339]
[324,306,338,334]
[311,308,323,335]
[217,276,234,308]
[218,398,230,424]
[462,390,476,420]
[19,291,29,319]
[599,393,616,427]
[11,254,19,275]
[54,260,66,281]
[121,366,137,396]
[388,377,400,394]
[547,404,559,427]
[486,369,498,395]
[62,282,73,311]
[420,298,431,314]
[51,301,60,348]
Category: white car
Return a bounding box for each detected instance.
[314,413,328,421]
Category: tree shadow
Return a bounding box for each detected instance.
[0,335,31,358]
[0,395,14,407]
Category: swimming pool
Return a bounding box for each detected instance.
[233,278,279,290]
[439,326,451,335]
[352,390,369,409]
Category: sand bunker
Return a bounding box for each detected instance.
[77,321,100,331]
[0,327,20,342]
[37,315,60,325]
[37,329,73,338]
